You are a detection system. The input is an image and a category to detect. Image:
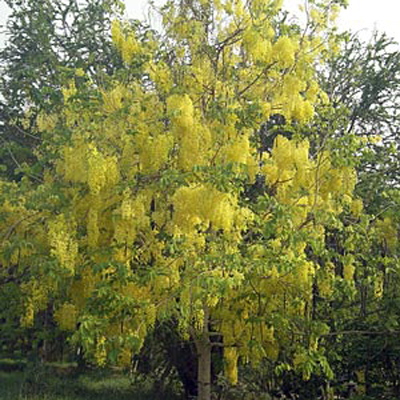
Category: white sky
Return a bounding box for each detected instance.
[0,0,399,46]
[128,0,400,43]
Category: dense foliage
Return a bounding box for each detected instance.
[1,1,400,400]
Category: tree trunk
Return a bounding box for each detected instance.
[196,339,211,400]
[195,306,212,400]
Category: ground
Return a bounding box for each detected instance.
[0,361,182,400]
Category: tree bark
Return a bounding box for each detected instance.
[195,306,212,400]
[196,339,212,400]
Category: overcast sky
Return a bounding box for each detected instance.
[0,0,399,46]
[127,0,400,42]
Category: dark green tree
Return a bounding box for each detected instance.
[321,31,400,213]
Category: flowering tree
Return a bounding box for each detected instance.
[0,0,360,399]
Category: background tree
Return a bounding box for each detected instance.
[0,0,125,182]
[320,31,400,213]
[316,31,400,399]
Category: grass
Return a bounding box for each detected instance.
[0,358,27,372]
[0,366,182,400]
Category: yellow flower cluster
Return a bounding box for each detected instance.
[62,137,88,184]
[218,301,279,367]
[20,300,34,328]
[224,134,250,165]
[318,262,335,297]
[342,254,355,282]
[20,280,51,327]
[167,94,195,135]
[147,61,173,92]
[87,145,119,195]
[48,215,77,274]
[122,282,151,300]
[273,75,316,123]
[70,269,98,309]
[317,156,356,201]
[37,112,58,132]
[262,135,311,200]
[62,80,77,103]
[172,185,236,233]
[262,135,357,225]
[296,260,315,286]
[350,199,363,217]
[243,28,272,63]
[113,191,149,262]
[138,133,173,173]
[102,85,129,114]
[118,348,132,367]
[62,139,119,193]
[54,303,78,331]
[167,94,214,169]
[272,36,297,68]
[376,217,397,252]
[224,347,239,385]
[111,20,140,64]
[95,336,107,366]
[343,262,355,282]
[179,126,212,170]
[374,272,384,298]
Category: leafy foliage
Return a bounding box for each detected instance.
[1,1,400,400]
[0,0,125,181]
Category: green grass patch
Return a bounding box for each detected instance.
[0,368,182,400]
[0,358,27,372]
